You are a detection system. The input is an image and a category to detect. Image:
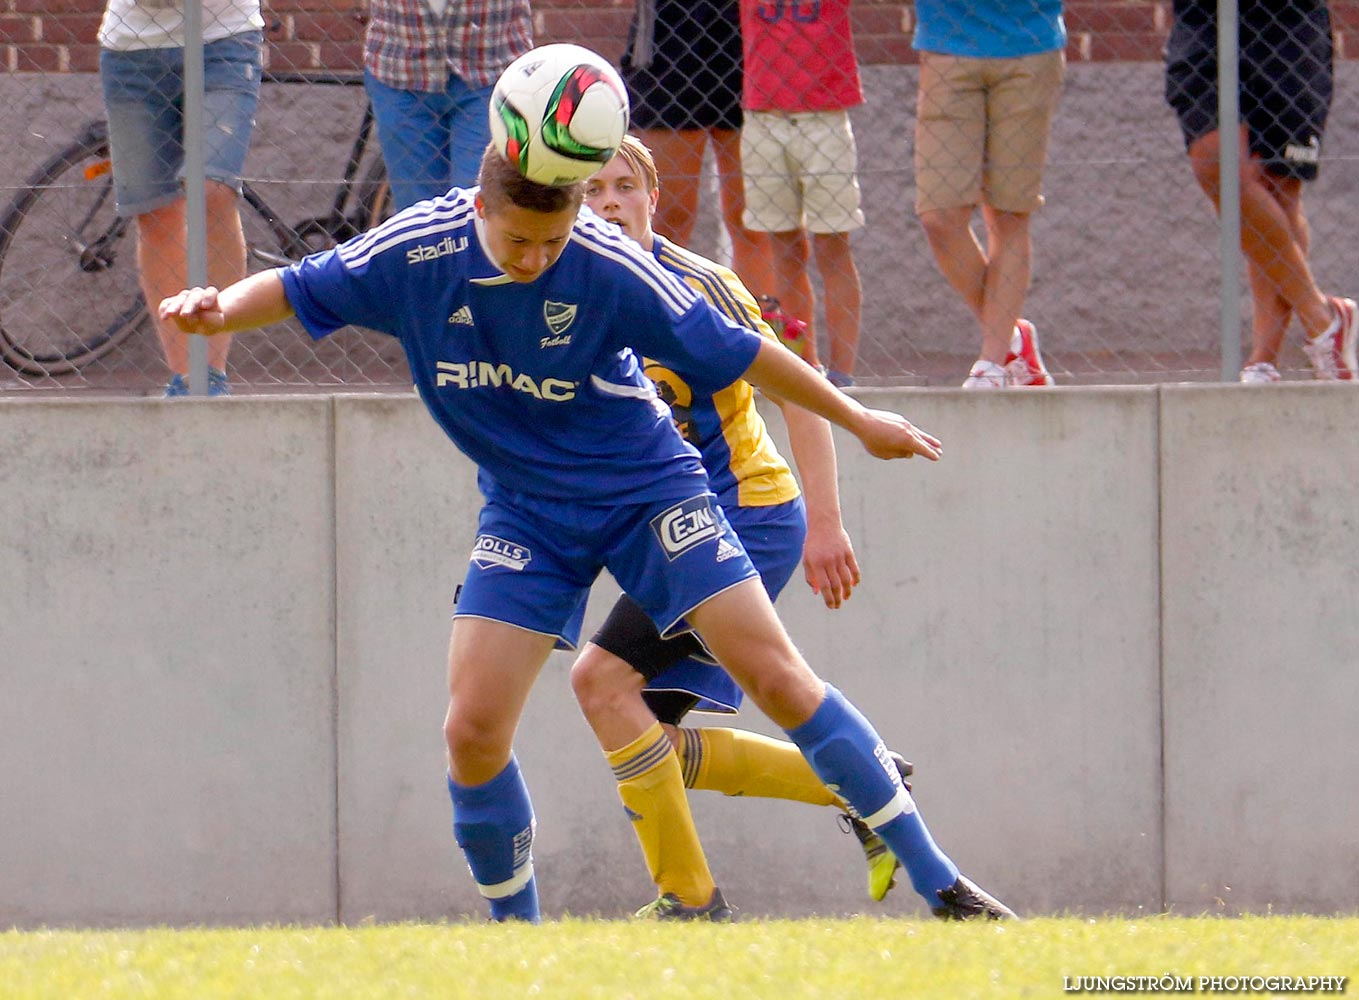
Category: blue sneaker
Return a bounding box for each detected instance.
[164,368,231,397]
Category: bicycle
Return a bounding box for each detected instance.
[0,72,390,377]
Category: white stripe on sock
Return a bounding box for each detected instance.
[863,786,917,829]
[477,862,535,900]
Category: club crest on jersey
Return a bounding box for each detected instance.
[543,301,578,338]
[650,495,720,561]
[470,535,532,571]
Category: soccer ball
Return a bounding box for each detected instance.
[489,43,630,187]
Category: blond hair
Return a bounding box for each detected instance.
[609,134,660,194]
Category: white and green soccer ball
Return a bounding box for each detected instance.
[489,43,630,187]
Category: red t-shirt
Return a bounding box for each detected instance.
[741,0,863,112]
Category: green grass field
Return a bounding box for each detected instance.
[2,916,1355,1000]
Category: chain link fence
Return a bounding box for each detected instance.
[0,1,1355,394]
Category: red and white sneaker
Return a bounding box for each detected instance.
[1303,297,1358,381]
[962,359,1006,389]
[1239,361,1282,384]
[1004,319,1055,386]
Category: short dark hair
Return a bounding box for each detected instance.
[478,146,585,215]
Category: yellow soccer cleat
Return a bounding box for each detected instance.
[839,752,914,902]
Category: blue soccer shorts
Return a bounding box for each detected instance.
[592,495,807,719]
[453,490,759,650]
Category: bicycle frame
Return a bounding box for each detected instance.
[245,72,387,266]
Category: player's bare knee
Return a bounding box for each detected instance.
[569,645,642,719]
[731,655,824,729]
[443,701,508,763]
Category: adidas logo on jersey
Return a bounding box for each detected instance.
[448,305,474,326]
[715,538,742,563]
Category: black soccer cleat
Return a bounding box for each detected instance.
[932,875,1017,921]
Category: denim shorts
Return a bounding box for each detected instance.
[453,490,758,652]
[100,31,263,216]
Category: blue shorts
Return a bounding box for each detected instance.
[643,496,806,715]
[453,490,759,651]
[364,70,494,210]
[100,31,263,217]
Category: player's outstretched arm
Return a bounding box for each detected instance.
[742,339,942,461]
[776,400,860,608]
[158,270,295,337]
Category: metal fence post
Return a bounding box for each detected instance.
[183,0,209,396]
[1217,0,1242,382]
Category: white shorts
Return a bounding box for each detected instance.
[740,108,865,234]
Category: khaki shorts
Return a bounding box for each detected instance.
[914,49,1065,215]
[741,109,865,233]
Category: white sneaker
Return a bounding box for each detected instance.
[1004,319,1055,386]
[1303,297,1358,380]
[962,359,1007,389]
[1239,361,1281,384]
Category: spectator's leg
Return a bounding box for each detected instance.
[917,205,1001,361]
[811,231,861,377]
[365,71,451,210]
[709,127,774,297]
[638,127,708,245]
[202,180,244,372]
[448,81,495,189]
[136,189,235,376]
[769,229,820,367]
[978,206,1033,365]
[1188,126,1331,338]
[1245,171,1309,366]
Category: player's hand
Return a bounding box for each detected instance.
[853,408,942,461]
[802,522,861,609]
[158,286,227,336]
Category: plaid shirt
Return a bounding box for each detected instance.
[364,0,533,91]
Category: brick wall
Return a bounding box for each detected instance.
[4,1,1355,75]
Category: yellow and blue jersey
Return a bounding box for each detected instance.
[646,236,800,510]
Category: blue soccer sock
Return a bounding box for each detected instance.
[448,756,540,922]
[786,685,960,904]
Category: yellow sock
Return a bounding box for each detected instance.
[605,722,715,906]
[677,727,839,807]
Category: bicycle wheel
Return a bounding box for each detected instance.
[0,121,148,376]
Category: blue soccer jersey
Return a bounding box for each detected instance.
[279,193,764,504]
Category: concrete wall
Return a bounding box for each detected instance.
[1,386,1356,927]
